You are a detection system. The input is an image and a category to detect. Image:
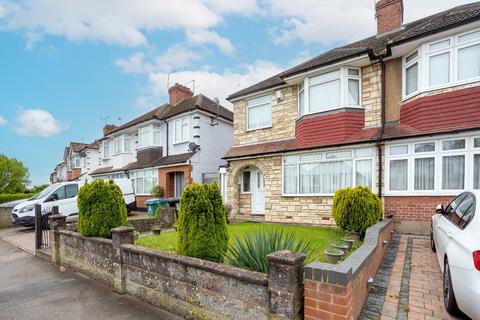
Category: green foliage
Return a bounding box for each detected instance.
[0,193,35,204]
[150,185,164,198]
[26,184,49,194]
[0,154,30,193]
[77,179,128,238]
[177,182,229,263]
[224,229,311,273]
[332,186,382,233]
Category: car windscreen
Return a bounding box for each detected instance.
[29,185,58,200]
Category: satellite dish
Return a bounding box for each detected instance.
[188,142,200,152]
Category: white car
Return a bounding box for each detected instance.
[12,179,136,226]
[431,191,480,319]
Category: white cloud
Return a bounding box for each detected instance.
[264,0,475,45]
[115,52,150,74]
[24,31,42,50]
[186,29,234,54]
[154,45,202,72]
[0,2,7,18]
[14,109,65,137]
[0,116,6,125]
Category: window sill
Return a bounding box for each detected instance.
[402,79,480,102]
[297,106,364,121]
[246,125,272,132]
[173,140,189,145]
[240,192,252,195]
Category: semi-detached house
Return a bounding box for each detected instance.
[90,84,233,208]
[224,0,480,233]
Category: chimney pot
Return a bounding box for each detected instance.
[168,83,194,105]
[375,0,403,35]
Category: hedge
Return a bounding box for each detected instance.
[0,193,34,204]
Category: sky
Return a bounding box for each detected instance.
[0,0,473,186]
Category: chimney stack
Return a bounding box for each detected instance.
[168,83,194,105]
[375,0,403,35]
[103,124,117,136]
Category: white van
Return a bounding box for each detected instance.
[11,179,135,227]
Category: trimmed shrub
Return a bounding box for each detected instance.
[224,228,311,273]
[77,179,128,238]
[332,186,382,233]
[0,193,34,204]
[150,185,164,198]
[177,182,229,263]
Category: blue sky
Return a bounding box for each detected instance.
[0,0,471,186]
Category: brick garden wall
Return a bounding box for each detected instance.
[304,219,394,319]
[49,216,305,320]
[384,196,454,222]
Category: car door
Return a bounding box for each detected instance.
[59,184,79,216]
[435,193,467,270]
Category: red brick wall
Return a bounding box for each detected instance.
[135,195,155,209]
[158,164,192,198]
[304,221,394,319]
[375,0,403,34]
[384,196,454,222]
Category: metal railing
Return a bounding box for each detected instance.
[34,205,58,250]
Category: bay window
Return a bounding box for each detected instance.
[139,125,162,148]
[386,136,480,194]
[246,95,271,130]
[403,28,480,98]
[130,169,158,195]
[113,134,131,154]
[283,147,374,195]
[174,117,189,143]
[299,67,361,117]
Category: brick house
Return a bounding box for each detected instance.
[90,84,233,208]
[224,0,480,233]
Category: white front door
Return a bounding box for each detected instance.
[250,168,265,214]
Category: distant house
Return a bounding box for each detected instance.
[223,1,480,233]
[50,141,101,183]
[89,84,233,208]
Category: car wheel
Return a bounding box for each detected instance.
[443,259,460,315]
[430,224,436,252]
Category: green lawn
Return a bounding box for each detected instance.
[136,222,356,263]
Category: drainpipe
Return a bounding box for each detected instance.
[163,119,169,156]
[376,57,387,199]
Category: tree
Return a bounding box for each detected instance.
[0,154,30,194]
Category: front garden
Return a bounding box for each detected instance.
[136,222,359,263]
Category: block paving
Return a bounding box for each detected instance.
[360,234,467,320]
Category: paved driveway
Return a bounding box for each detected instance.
[360,234,468,320]
[0,227,35,254]
[0,240,181,320]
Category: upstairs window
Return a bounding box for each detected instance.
[139,125,162,148]
[403,28,480,98]
[174,117,189,143]
[103,140,110,158]
[299,67,361,117]
[246,95,271,130]
[113,134,131,154]
[70,154,81,169]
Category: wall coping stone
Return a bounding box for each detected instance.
[58,230,113,246]
[111,226,135,234]
[267,249,306,265]
[304,218,392,287]
[121,243,268,286]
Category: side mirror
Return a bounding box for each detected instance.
[436,204,444,215]
[46,194,58,202]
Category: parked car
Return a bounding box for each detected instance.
[431,191,480,319]
[11,179,136,227]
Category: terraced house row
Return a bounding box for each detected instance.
[223,0,480,233]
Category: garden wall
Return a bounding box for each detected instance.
[127,208,176,232]
[303,218,393,319]
[0,207,14,229]
[49,215,305,320]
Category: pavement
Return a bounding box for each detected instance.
[360,234,468,320]
[0,227,35,255]
[0,239,181,320]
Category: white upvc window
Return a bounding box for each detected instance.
[282,147,375,196]
[246,95,272,130]
[298,67,361,117]
[385,135,480,195]
[403,28,480,99]
[139,125,162,148]
[103,140,110,159]
[130,169,158,195]
[174,117,189,143]
[113,134,131,154]
[70,154,80,169]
